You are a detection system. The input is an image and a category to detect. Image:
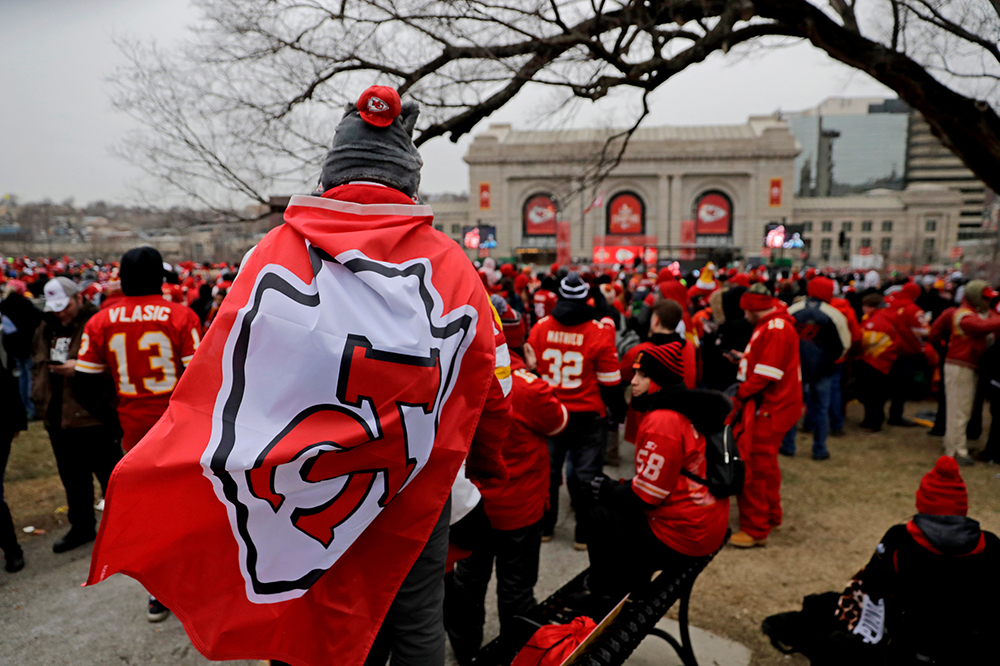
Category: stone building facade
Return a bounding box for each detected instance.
[456,118,963,269]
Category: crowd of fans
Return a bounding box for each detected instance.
[2,246,999,664]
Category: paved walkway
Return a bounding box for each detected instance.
[1,484,748,666]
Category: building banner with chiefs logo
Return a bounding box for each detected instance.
[769,178,782,208]
[523,194,558,235]
[694,192,731,236]
[86,193,498,666]
[606,192,645,235]
[479,182,491,210]
[592,245,657,267]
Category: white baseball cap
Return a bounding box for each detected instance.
[43,277,80,313]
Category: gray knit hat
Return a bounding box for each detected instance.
[319,86,423,197]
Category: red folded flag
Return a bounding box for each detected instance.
[87,192,498,666]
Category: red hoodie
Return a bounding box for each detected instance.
[736,309,803,439]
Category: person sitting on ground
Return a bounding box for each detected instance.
[587,341,731,600]
[762,455,1000,665]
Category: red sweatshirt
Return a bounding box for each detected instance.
[945,304,1000,369]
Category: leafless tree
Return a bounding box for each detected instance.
[112,0,1000,210]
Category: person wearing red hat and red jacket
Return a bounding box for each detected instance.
[586,341,731,599]
[880,281,929,427]
[943,280,1000,465]
[729,283,803,548]
[762,456,1000,665]
[446,303,568,666]
[857,293,908,431]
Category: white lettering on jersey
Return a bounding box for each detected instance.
[545,330,584,346]
[109,304,173,323]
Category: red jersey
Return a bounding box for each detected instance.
[527,315,621,415]
[736,310,802,438]
[631,409,729,557]
[77,295,202,451]
[477,354,567,531]
[946,305,1000,369]
[860,308,900,375]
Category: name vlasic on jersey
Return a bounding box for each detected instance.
[526,315,620,416]
[77,294,202,450]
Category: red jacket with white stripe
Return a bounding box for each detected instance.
[476,352,567,531]
[736,309,803,437]
[631,409,730,557]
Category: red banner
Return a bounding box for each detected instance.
[556,220,572,265]
[607,193,644,235]
[769,178,782,208]
[524,194,557,236]
[479,182,491,210]
[695,193,731,236]
[680,219,696,260]
[592,245,657,266]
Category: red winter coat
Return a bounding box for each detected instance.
[736,309,803,440]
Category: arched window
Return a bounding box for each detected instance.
[693,191,733,237]
[523,193,558,236]
[606,192,645,235]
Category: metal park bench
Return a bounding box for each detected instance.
[472,530,729,666]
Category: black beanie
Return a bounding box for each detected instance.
[319,86,423,197]
[120,246,165,296]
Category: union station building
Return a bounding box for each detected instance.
[439,118,963,269]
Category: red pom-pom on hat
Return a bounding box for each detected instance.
[357,86,402,128]
[916,456,968,516]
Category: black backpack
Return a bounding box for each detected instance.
[681,420,745,499]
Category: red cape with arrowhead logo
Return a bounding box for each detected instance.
[87,188,496,666]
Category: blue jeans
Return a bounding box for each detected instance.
[781,374,833,458]
[829,365,844,432]
[14,357,34,420]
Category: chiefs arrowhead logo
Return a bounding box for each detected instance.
[201,246,477,603]
[367,96,389,113]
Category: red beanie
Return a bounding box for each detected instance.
[915,456,968,516]
[901,281,922,301]
[807,276,835,303]
[657,267,675,282]
[740,284,776,312]
[500,309,525,348]
[729,274,751,288]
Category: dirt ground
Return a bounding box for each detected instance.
[3,400,998,665]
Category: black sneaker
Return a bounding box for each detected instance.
[52,529,96,554]
[147,596,170,623]
[4,554,25,573]
[812,452,831,461]
[778,448,795,457]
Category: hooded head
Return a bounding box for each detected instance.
[901,281,922,301]
[916,456,968,516]
[319,86,423,197]
[963,279,997,312]
[806,276,835,303]
[119,246,165,297]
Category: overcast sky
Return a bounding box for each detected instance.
[0,0,896,207]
